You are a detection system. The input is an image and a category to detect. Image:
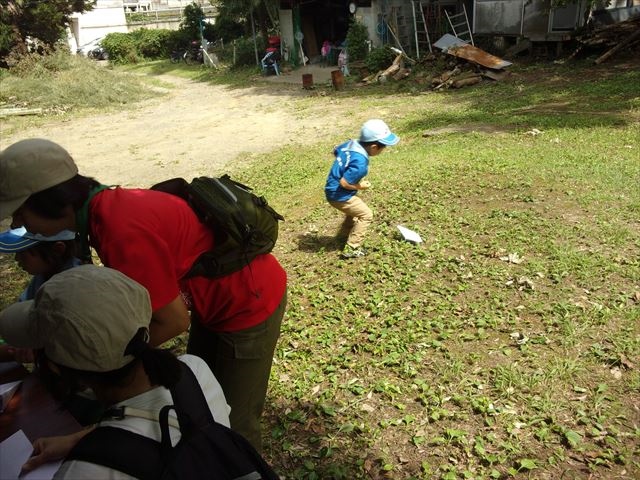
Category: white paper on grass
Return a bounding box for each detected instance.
[0,380,21,413]
[397,225,423,244]
[0,430,62,479]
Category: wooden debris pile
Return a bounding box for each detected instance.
[358,51,413,85]
[570,15,640,64]
[357,41,511,91]
[429,63,481,90]
[422,55,509,90]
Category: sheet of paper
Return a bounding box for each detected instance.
[397,225,423,244]
[0,380,21,413]
[0,430,62,480]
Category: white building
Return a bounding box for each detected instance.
[70,1,128,54]
[69,0,212,53]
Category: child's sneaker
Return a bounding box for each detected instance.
[341,244,366,259]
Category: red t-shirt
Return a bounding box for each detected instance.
[88,188,287,331]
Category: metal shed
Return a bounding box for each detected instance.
[472,0,589,42]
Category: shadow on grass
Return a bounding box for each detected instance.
[403,69,638,132]
[296,234,343,253]
[263,398,385,478]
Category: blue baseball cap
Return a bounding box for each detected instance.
[0,227,76,253]
[359,119,399,146]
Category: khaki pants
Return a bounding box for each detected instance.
[329,195,373,248]
[187,290,287,452]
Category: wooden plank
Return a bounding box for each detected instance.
[452,76,481,88]
[447,44,512,69]
[0,107,43,117]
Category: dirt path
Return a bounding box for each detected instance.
[1,75,349,187]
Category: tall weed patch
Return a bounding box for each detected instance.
[0,48,154,112]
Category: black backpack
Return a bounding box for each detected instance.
[67,362,280,480]
[150,174,284,278]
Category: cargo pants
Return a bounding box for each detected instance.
[187,289,287,453]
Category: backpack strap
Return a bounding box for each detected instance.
[103,405,181,429]
[75,183,111,263]
[67,426,163,480]
[169,362,216,432]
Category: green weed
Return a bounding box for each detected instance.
[1,55,639,479]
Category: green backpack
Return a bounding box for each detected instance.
[151,174,284,278]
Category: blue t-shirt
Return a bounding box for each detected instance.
[324,140,369,202]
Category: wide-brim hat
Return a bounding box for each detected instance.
[0,265,151,372]
[0,139,78,220]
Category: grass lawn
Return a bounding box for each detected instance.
[243,57,640,479]
[1,52,639,479]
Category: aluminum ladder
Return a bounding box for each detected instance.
[445,3,474,45]
[412,1,432,58]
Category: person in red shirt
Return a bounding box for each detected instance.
[0,138,287,452]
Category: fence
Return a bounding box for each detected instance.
[125,6,217,25]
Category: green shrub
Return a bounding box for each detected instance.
[223,36,263,68]
[101,32,139,64]
[131,28,172,58]
[345,20,369,61]
[365,46,396,72]
[102,29,182,63]
[166,29,191,52]
[100,5,219,64]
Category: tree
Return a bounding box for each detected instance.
[215,0,278,41]
[180,3,206,41]
[0,0,94,64]
[345,20,369,61]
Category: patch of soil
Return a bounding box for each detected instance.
[0,75,352,188]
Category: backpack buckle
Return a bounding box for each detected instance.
[103,406,126,420]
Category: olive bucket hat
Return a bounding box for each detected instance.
[0,139,78,220]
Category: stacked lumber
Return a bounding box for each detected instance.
[571,15,640,63]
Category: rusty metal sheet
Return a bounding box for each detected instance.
[447,44,512,69]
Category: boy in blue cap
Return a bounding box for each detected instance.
[324,119,399,258]
[0,227,80,362]
[0,227,80,301]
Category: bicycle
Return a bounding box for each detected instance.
[183,46,203,65]
[169,45,203,65]
[170,50,183,63]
